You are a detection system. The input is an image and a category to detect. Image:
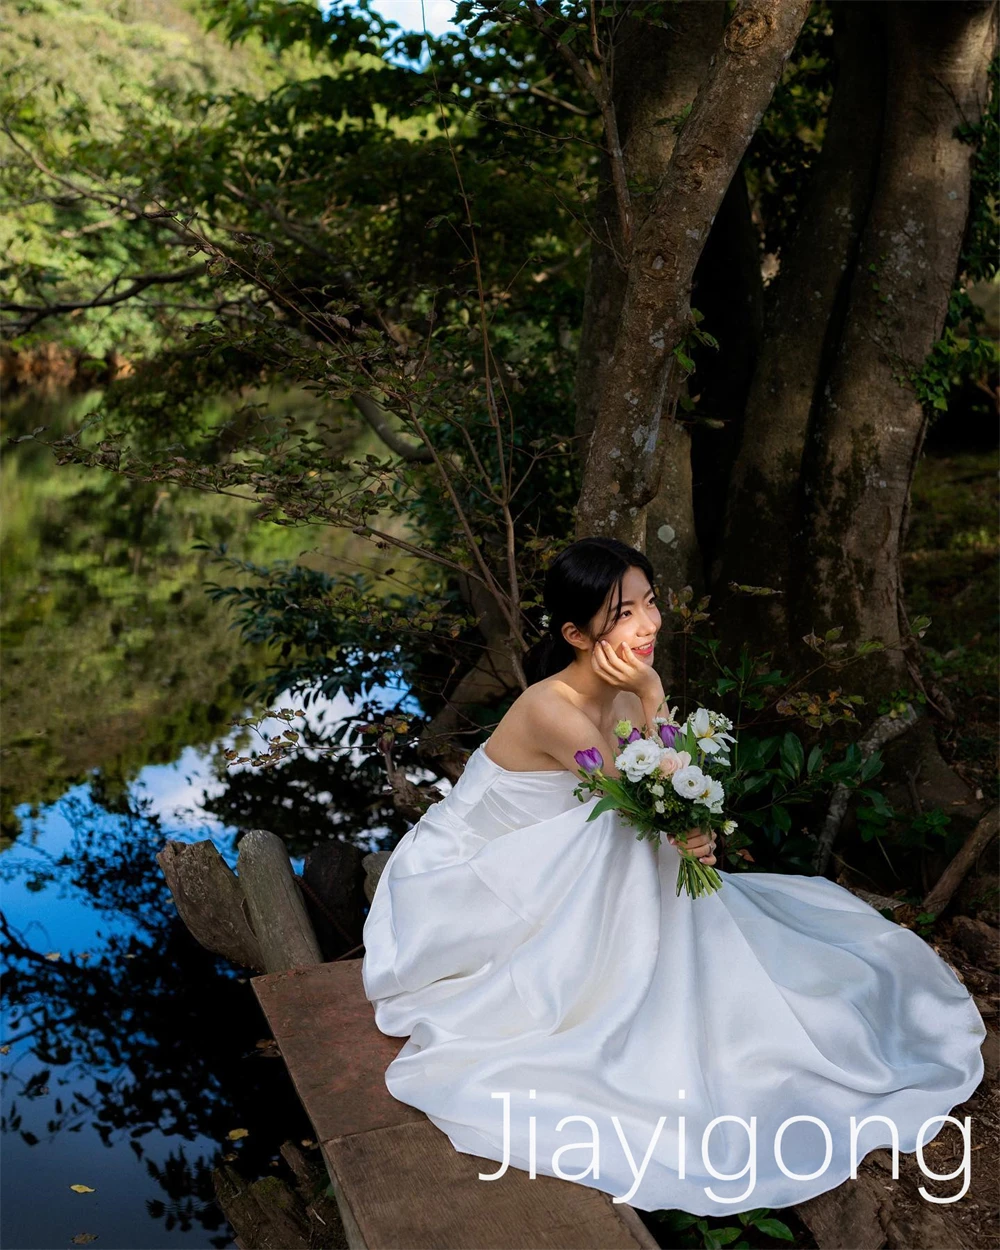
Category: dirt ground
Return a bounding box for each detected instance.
[793,914,999,1250]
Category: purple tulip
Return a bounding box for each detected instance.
[616,727,642,746]
[658,722,680,748]
[574,747,604,774]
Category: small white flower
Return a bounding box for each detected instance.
[540,612,551,630]
[654,799,666,814]
[615,738,665,781]
[722,819,738,834]
[649,783,664,797]
[671,764,708,799]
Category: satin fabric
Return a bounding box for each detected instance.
[362,744,986,1215]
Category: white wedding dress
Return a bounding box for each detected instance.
[362,744,986,1215]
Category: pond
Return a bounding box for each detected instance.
[1,390,415,1249]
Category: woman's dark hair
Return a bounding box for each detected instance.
[523,537,657,685]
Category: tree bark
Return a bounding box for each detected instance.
[792,0,997,700]
[575,0,812,549]
[572,3,726,694]
[574,2,726,464]
[685,162,765,580]
[712,1,887,655]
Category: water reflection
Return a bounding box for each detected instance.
[1,687,416,1249]
[2,384,428,1245]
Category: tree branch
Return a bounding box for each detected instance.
[528,0,633,250]
[2,266,205,328]
[351,392,433,462]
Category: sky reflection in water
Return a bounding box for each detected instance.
[1,684,413,1249]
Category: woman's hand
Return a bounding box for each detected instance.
[591,638,663,703]
[668,828,718,866]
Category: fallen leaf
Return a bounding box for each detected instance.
[44,952,61,962]
[222,1153,237,1163]
[300,1139,316,1148]
[0,1045,10,1055]
[254,1039,276,1049]
[69,1184,96,1194]
[227,1128,249,1141]
[70,1235,98,1245]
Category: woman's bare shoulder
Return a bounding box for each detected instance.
[485,680,592,770]
[501,678,582,730]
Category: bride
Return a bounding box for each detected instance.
[362,536,985,1216]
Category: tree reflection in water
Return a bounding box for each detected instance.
[0,783,320,1246]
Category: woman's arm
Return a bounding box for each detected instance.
[639,683,669,737]
[529,691,624,779]
[594,642,668,737]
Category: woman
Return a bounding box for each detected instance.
[362,537,985,1216]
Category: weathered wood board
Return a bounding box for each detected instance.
[253,959,659,1250]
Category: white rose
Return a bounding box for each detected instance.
[615,738,665,782]
[671,764,707,799]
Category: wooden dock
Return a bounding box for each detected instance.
[253,958,660,1250]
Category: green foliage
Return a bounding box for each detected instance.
[652,1204,795,1250]
[0,385,362,838]
[2,0,996,847]
[911,54,999,417]
[0,0,308,355]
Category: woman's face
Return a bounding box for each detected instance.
[591,565,661,664]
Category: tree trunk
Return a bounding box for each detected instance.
[685,162,765,581]
[574,2,727,465]
[712,0,887,657]
[575,0,812,549]
[792,0,996,701]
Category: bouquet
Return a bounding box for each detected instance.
[572,706,738,899]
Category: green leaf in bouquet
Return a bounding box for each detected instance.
[586,795,623,821]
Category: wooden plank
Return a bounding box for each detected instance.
[253,960,422,1141]
[254,959,658,1250]
[323,1120,659,1250]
